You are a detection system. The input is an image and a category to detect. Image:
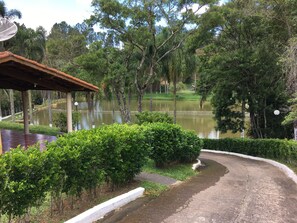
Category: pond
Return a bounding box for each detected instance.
[32,99,240,138]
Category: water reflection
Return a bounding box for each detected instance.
[32,100,239,138]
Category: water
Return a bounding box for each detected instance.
[32,100,239,138]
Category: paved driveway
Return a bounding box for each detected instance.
[101,152,297,223]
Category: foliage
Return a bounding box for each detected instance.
[136,111,174,125]
[89,0,216,112]
[53,112,81,132]
[4,24,46,62]
[169,82,187,93]
[143,123,202,167]
[203,138,297,165]
[0,121,60,136]
[193,0,291,138]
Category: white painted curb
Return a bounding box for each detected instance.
[65,187,145,223]
[202,149,297,185]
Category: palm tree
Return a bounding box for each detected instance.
[0,1,22,19]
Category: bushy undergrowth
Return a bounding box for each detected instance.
[135,111,174,125]
[203,138,297,165]
[0,123,202,220]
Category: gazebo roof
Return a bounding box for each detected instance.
[0,51,98,92]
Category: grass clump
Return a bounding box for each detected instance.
[142,159,197,181]
[140,181,168,197]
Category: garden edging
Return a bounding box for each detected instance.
[65,187,145,223]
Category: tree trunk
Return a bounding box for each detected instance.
[114,88,131,123]
[137,90,144,113]
[48,91,53,127]
[9,89,15,122]
[173,73,177,124]
[112,92,115,123]
[263,98,267,138]
[150,84,153,112]
[28,90,33,124]
[241,100,245,138]
[86,92,95,128]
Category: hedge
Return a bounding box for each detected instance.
[203,138,297,165]
[0,123,202,220]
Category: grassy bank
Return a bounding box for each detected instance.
[143,90,201,101]
[0,121,60,136]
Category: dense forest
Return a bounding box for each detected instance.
[1,0,297,139]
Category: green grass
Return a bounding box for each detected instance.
[143,90,201,101]
[0,121,60,136]
[142,159,197,181]
[140,181,169,197]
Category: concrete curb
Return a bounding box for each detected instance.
[202,149,297,185]
[65,187,145,223]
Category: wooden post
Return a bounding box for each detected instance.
[22,91,29,134]
[66,92,73,133]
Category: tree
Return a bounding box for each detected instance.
[45,21,88,70]
[74,40,134,123]
[90,0,217,112]
[194,0,290,138]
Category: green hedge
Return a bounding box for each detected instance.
[203,138,297,164]
[0,123,202,220]
[143,123,203,167]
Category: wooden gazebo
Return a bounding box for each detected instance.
[0,51,98,134]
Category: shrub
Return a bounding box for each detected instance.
[143,123,202,167]
[0,146,50,220]
[46,124,150,190]
[53,112,81,132]
[203,138,297,165]
[169,82,187,92]
[179,130,203,163]
[46,130,105,196]
[135,111,173,125]
[92,124,150,186]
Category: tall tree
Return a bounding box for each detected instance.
[194,0,290,138]
[90,0,217,112]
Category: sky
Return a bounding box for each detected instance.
[6,0,228,34]
[6,0,93,34]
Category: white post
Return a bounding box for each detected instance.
[66,92,73,133]
[22,91,29,134]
